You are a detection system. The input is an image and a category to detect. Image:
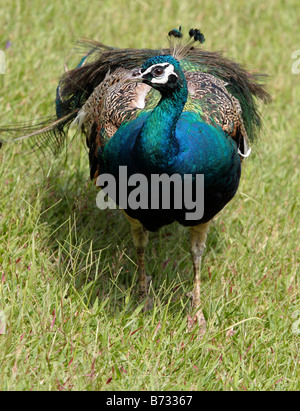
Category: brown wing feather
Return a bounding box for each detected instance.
[74,68,151,179]
[185,71,250,158]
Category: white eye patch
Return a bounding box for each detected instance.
[142,63,178,85]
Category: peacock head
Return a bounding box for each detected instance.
[129,55,185,94]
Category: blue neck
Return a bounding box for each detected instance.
[134,78,188,170]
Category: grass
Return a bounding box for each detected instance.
[0,0,299,391]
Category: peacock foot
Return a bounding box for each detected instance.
[139,275,153,312]
[142,296,153,312]
[139,292,153,312]
[187,309,207,336]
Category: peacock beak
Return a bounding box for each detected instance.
[126,68,143,82]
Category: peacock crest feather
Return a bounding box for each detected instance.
[168,26,206,61]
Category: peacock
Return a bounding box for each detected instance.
[0,27,270,332]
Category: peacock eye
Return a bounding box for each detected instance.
[152,67,164,77]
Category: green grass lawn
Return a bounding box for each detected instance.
[0,0,299,391]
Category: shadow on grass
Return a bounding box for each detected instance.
[37,155,225,314]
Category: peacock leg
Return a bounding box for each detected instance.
[189,222,210,333]
[124,213,151,310]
